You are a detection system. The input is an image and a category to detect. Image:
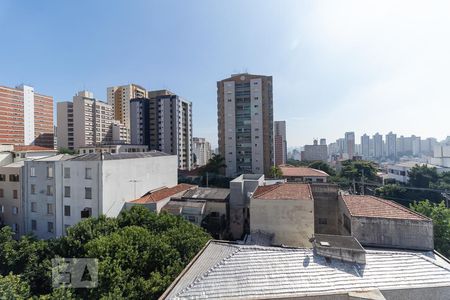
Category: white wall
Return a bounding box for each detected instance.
[20,85,35,145]
[250,78,264,174]
[224,81,236,177]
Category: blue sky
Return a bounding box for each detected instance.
[1,0,449,148]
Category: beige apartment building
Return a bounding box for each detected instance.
[107,84,146,129]
[0,85,54,148]
[57,91,129,150]
[217,73,274,177]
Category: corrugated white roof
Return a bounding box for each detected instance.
[164,241,450,299]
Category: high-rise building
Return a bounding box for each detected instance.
[319,138,327,146]
[361,134,370,158]
[344,132,355,159]
[107,84,147,129]
[0,85,54,148]
[412,135,421,156]
[274,121,287,166]
[386,132,397,158]
[193,137,212,167]
[301,139,328,161]
[130,90,193,170]
[373,133,383,158]
[57,91,129,150]
[217,73,274,177]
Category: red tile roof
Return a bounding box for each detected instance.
[280,166,329,177]
[253,183,312,201]
[341,195,430,221]
[13,145,55,152]
[130,184,197,204]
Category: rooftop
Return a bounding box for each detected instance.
[341,194,430,221]
[129,184,197,204]
[181,187,230,201]
[279,165,329,177]
[391,161,443,169]
[13,145,56,152]
[162,240,450,299]
[0,161,25,168]
[252,183,312,201]
[70,150,171,161]
[36,154,75,161]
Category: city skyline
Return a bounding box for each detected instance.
[1,0,450,148]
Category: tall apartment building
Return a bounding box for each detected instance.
[217,74,274,177]
[301,139,328,162]
[57,91,129,150]
[130,90,193,170]
[361,134,370,158]
[386,131,397,158]
[107,84,146,129]
[344,132,355,159]
[23,152,177,239]
[373,133,383,158]
[274,121,287,166]
[193,137,212,167]
[0,85,54,148]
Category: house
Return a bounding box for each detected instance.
[161,200,206,226]
[338,194,433,250]
[385,161,448,183]
[279,165,329,183]
[250,183,314,247]
[161,239,450,299]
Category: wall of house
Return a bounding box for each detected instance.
[310,184,339,235]
[0,165,23,237]
[250,198,314,247]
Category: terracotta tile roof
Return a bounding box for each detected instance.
[130,184,197,204]
[280,166,329,177]
[341,195,430,221]
[253,183,312,201]
[13,145,55,152]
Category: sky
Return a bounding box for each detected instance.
[1,0,449,148]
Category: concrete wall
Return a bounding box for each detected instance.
[0,165,24,236]
[250,198,314,247]
[351,216,433,251]
[310,184,339,235]
[0,152,13,167]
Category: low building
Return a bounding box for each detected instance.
[23,151,177,239]
[0,145,57,167]
[339,194,433,250]
[385,161,448,183]
[161,240,450,299]
[0,161,24,237]
[77,144,148,154]
[250,183,314,247]
[162,200,206,226]
[126,184,197,213]
[280,165,329,183]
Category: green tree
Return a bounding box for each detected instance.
[410,200,450,258]
[308,161,336,176]
[269,165,283,178]
[375,184,407,199]
[202,154,226,175]
[408,165,439,188]
[339,160,378,182]
[0,273,30,299]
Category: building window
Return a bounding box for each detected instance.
[12,224,18,233]
[47,166,53,178]
[31,202,37,212]
[13,190,18,199]
[0,174,5,181]
[48,222,54,233]
[85,187,92,199]
[0,189,3,198]
[318,218,328,225]
[64,167,70,178]
[85,168,92,179]
[64,205,71,217]
[31,220,37,230]
[343,214,351,233]
[47,203,53,215]
[81,208,92,218]
[30,167,36,177]
[9,174,19,182]
[12,206,18,215]
[64,224,70,234]
[31,184,36,195]
[64,186,71,198]
[46,185,53,196]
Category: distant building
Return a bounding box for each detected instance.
[301,139,327,161]
[385,131,397,158]
[77,144,148,154]
[274,121,287,166]
[217,74,274,177]
[430,145,450,168]
[361,134,370,158]
[250,183,314,247]
[421,137,439,156]
[319,138,326,146]
[373,132,383,158]
[192,137,212,167]
[107,84,146,129]
[344,132,355,159]
[0,85,54,148]
[22,152,177,239]
[280,165,329,183]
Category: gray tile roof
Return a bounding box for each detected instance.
[181,187,230,201]
[163,241,450,299]
[70,150,171,161]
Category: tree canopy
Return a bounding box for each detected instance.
[269,165,282,179]
[308,161,336,176]
[0,206,211,299]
